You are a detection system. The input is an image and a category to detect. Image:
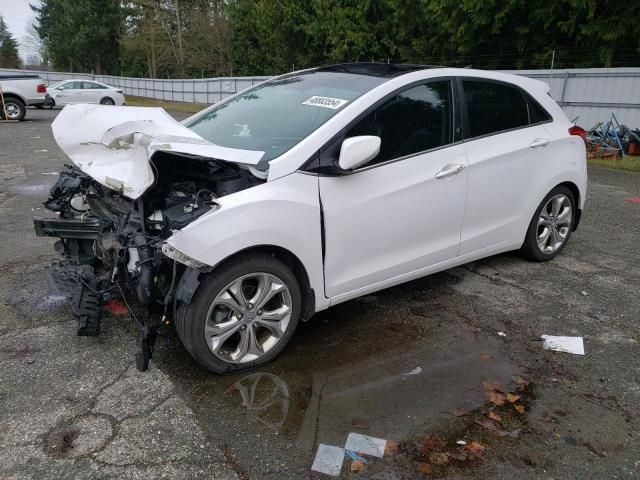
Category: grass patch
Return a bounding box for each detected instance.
[589,155,640,173]
[125,95,207,114]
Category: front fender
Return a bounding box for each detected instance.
[166,172,328,311]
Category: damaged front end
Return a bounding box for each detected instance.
[34,105,265,370]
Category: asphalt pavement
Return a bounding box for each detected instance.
[1,108,639,479]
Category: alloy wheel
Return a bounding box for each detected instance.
[4,102,21,120]
[537,193,572,254]
[204,272,292,364]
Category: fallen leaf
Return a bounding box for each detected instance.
[429,452,450,465]
[351,460,367,473]
[351,417,368,429]
[421,435,444,455]
[449,450,469,461]
[464,441,485,454]
[482,380,503,391]
[416,462,433,474]
[385,440,399,455]
[512,375,531,387]
[480,353,494,361]
[485,389,507,406]
[475,418,521,438]
[514,404,526,414]
[506,393,521,403]
[452,407,468,417]
[487,412,502,422]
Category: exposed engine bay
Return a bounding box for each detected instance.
[34,153,262,370]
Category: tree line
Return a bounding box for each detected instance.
[28,0,640,78]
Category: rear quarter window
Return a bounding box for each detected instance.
[462,80,530,138]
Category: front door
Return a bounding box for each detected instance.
[319,80,468,298]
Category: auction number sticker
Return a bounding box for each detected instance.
[302,96,349,109]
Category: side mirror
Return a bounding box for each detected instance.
[338,135,381,171]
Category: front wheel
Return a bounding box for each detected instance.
[521,186,576,261]
[176,253,302,374]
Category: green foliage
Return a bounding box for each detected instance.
[0,16,22,69]
[31,0,640,77]
[34,0,121,74]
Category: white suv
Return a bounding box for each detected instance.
[36,63,587,373]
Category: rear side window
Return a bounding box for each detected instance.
[462,80,529,138]
[347,80,453,165]
[524,92,552,123]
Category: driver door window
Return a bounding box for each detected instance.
[347,81,453,167]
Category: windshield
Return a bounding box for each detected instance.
[187,71,386,165]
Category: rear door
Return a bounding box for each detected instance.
[81,82,108,103]
[319,80,468,298]
[458,79,554,255]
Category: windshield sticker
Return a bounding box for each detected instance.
[302,96,349,109]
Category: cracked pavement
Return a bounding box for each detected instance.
[1,108,639,479]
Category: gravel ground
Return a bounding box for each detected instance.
[1,108,639,479]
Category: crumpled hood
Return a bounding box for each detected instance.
[51,104,265,199]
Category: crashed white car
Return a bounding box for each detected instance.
[34,63,587,373]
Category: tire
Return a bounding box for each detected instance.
[100,97,115,105]
[0,97,26,121]
[521,185,576,261]
[176,253,302,374]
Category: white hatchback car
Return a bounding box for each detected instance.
[46,79,126,106]
[36,63,586,373]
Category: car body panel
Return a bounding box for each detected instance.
[51,104,265,198]
[320,144,468,297]
[166,172,329,311]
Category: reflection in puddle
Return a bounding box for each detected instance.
[157,274,521,478]
[230,372,290,429]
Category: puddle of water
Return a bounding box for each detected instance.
[157,276,519,478]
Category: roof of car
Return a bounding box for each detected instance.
[313,62,444,78]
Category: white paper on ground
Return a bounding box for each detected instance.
[345,433,387,458]
[541,335,585,355]
[311,444,345,476]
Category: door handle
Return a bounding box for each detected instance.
[529,138,550,148]
[435,163,465,179]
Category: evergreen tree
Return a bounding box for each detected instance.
[0,16,22,69]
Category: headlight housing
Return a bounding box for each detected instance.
[162,243,207,269]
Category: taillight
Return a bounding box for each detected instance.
[116,89,123,94]
[37,84,46,93]
[569,125,587,144]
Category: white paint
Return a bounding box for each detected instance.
[311,444,344,476]
[51,104,264,199]
[344,433,387,458]
[49,68,587,320]
[46,80,126,106]
[542,335,585,355]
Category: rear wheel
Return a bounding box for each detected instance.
[0,97,26,121]
[176,253,301,374]
[99,97,115,105]
[521,185,575,261]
